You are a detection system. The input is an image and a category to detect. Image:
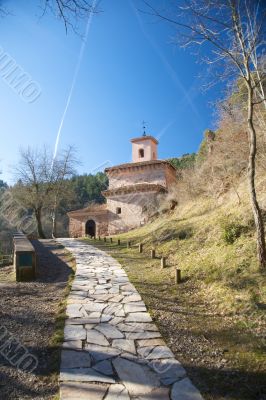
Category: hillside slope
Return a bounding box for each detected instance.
[84,177,266,399]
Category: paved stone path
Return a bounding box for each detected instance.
[58,239,204,400]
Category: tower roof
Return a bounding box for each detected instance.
[130,135,158,145]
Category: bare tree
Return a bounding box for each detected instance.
[144,0,266,268]
[50,146,77,238]
[12,146,77,238]
[40,0,97,32]
[0,1,97,32]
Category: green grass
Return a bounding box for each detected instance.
[81,187,266,399]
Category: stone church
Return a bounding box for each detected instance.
[68,134,177,237]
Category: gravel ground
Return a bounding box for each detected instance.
[0,240,74,400]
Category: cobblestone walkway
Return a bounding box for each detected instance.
[58,239,204,400]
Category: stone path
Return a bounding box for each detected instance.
[58,239,204,400]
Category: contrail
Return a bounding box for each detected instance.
[52,1,97,163]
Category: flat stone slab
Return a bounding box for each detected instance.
[64,326,86,341]
[112,339,136,354]
[61,350,91,369]
[57,239,204,400]
[171,378,204,400]
[87,330,109,346]
[86,343,122,362]
[60,368,115,384]
[105,384,130,400]
[113,357,161,396]
[95,323,124,339]
[93,359,113,376]
[60,382,108,400]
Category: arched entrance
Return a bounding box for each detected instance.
[85,220,96,238]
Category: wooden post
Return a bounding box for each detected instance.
[139,243,143,253]
[118,239,121,245]
[151,249,155,259]
[104,237,106,242]
[98,236,101,241]
[127,241,131,248]
[161,257,166,268]
[110,238,113,243]
[93,236,96,240]
[175,268,181,284]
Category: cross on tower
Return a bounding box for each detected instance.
[142,120,147,136]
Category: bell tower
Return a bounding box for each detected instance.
[131,134,158,163]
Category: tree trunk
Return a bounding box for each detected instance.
[35,207,46,239]
[247,85,266,269]
[51,196,58,239]
[51,211,57,239]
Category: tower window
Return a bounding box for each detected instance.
[139,149,145,158]
[116,207,121,214]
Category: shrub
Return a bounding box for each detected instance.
[221,222,243,244]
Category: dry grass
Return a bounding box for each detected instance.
[82,181,266,399]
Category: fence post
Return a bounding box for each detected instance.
[110,238,113,243]
[161,257,166,268]
[175,268,181,284]
[139,243,143,253]
[127,241,131,248]
[151,249,155,259]
[118,239,121,246]
[98,236,101,241]
[104,237,106,242]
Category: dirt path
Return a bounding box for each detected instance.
[0,240,74,400]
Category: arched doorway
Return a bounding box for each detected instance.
[85,220,96,238]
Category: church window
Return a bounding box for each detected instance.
[139,149,144,158]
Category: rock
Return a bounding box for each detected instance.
[109,317,124,325]
[62,340,83,350]
[125,313,152,323]
[136,386,170,399]
[60,382,108,400]
[112,339,136,354]
[86,343,121,362]
[171,378,204,400]
[137,339,165,348]
[112,357,160,396]
[61,350,91,369]
[60,368,115,384]
[149,359,186,385]
[85,324,96,330]
[126,332,161,340]
[83,302,106,312]
[146,346,175,360]
[108,295,124,303]
[101,314,112,322]
[66,304,83,318]
[124,304,147,313]
[93,360,113,376]
[122,294,142,303]
[105,384,130,399]
[95,323,124,339]
[66,318,98,325]
[87,330,109,346]
[64,326,86,341]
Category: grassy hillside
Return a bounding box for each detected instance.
[116,178,265,315]
[83,177,266,399]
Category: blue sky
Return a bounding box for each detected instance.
[0,0,218,183]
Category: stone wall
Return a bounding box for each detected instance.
[69,214,109,238]
[107,191,158,235]
[108,163,172,189]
